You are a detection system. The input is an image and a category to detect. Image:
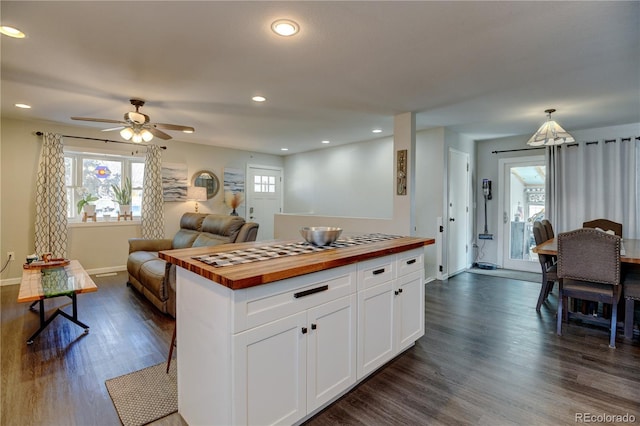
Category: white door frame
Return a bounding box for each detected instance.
[497,155,544,271]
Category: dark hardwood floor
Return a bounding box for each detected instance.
[2,271,639,425]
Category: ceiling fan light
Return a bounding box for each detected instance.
[131,132,143,143]
[126,111,147,124]
[141,129,154,142]
[120,127,134,140]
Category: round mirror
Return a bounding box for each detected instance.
[192,170,220,199]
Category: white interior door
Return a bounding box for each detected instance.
[447,149,470,276]
[246,165,283,241]
[499,156,545,272]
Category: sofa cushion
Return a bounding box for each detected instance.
[139,259,169,300]
[127,251,160,277]
[201,215,246,242]
[180,212,208,231]
[173,229,201,249]
[192,233,229,247]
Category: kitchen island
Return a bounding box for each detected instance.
[160,235,434,425]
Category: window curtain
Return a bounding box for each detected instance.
[34,132,68,257]
[546,137,639,238]
[141,144,165,239]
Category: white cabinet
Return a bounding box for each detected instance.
[233,311,307,426]
[232,294,357,425]
[176,247,424,426]
[357,248,425,379]
[307,294,357,412]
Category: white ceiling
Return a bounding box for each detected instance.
[1,1,638,155]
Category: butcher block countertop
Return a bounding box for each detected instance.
[159,236,435,290]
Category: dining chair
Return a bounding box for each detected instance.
[556,228,622,348]
[533,221,557,312]
[623,273,640,339]
[541,219,555,239]
[582,219,623,237]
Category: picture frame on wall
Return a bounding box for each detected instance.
[162,163,188,201]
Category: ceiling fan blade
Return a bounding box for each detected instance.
[101,126,125,132]
[149,127,172,140]
[153,123,195,133]
[71,117,126,124]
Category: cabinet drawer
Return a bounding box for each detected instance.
[233,265,357,333]
[396,248,424,278]
[357,255,395,291]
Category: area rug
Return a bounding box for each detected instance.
[105,362,177,426]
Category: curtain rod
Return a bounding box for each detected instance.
[492,136,640,154]
[35,131,167,150]
[491,147,545,154]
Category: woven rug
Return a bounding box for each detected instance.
[105,362,177,426]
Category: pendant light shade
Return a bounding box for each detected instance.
[527,109,575,146]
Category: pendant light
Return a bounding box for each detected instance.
[527,109,575,146]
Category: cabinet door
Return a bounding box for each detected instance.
[307,294,357,412]
[233,311,307,426]
[357,280,395,379]
[395,271,425,351]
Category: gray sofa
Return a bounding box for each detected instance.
[127,212,258,317]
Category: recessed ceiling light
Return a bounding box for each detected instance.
[15,103,31,109]
[271,19,299,37]
[182,129,194,134]
[252,96,266,102]
[280,148,289,151]
[0,26,26,38]
[372,129,382,133]
[322,140,330,144]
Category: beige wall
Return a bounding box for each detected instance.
[0,117,283,284]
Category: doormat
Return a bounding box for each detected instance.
[105,362,177,426]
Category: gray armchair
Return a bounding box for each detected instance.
[556,228,622,348]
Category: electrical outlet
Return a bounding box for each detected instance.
[7,251,15,261]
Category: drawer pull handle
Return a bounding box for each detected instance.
[294,285,329,298]
[406,259,417,265]
[302,327,308,334]
[311,323,317,330]
[373,268,385,275]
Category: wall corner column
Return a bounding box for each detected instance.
[393,112,416,236]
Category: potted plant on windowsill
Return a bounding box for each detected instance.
[76,188,99,216]
[111,177,132,216]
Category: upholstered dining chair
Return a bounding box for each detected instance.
[533,221,557,312]
[541,219,555,239]
[556,228,622,348]
[623,273,640,339]
[583,219,623,237]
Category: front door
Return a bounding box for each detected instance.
[246,165,283,241]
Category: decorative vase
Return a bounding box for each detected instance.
[119,204,132,215]
[83,204,96,216]
[230,208,238,216]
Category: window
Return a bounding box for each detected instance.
[254,175,276,193]
[64,150,144,220]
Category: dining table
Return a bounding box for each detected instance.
[533,237,640,264]
[533,236,640,339]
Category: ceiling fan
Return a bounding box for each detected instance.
[71,98,195,142]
